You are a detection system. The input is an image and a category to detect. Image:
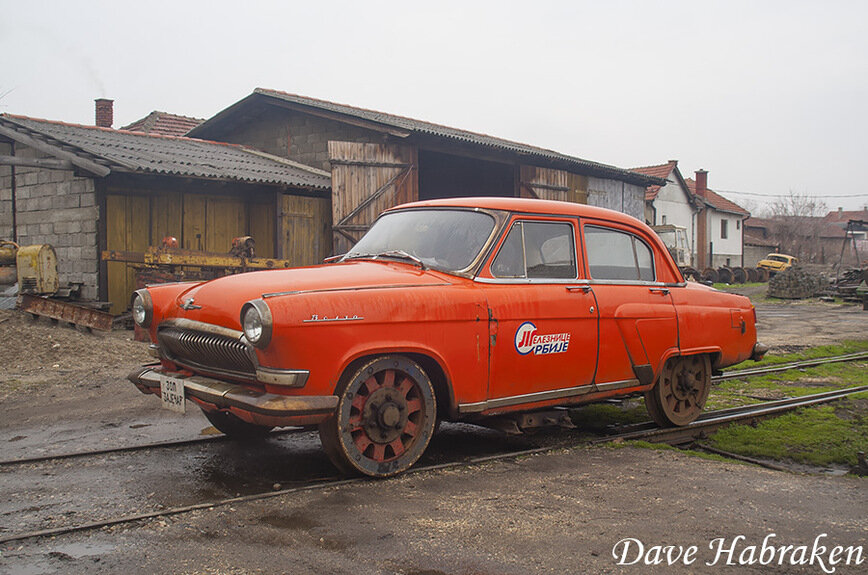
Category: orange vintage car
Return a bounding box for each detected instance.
[129,197,766,477]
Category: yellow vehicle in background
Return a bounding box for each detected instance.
[757,253,797,275]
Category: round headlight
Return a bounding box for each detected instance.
[131,289,153,328]
[241,300,272,348]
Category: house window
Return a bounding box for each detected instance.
[736,220,740,230]
[721,219,728,239]
[661,215,667,224]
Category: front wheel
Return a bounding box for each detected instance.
[319,355,437,478]
[644,354,711,427]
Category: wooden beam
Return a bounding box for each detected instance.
[0,154,74,170]
[0,124,111,177]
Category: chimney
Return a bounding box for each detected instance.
[695,169,708,198]
[95,98,114,128]
[694,169,709,269]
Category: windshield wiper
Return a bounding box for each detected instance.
[343,250,426,269]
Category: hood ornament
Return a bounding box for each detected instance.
[180,297,202,310]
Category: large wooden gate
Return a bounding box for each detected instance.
[328,141,418,254]
[519,166,588,204]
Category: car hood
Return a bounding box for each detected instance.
[166,261,455,328]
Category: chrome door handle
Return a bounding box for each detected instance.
[567,285,591,293]
[649,287,670,295]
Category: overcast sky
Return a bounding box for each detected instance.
[2,0,866,213]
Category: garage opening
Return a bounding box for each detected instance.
[418,150,515,200]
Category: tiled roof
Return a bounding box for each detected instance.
[684,178,750,216]
[744,230,779,248]
[122,111,204,137]
[190,89,663,187]
[0,114,331,190]
[631,161,677,201]
[824,209,868,224]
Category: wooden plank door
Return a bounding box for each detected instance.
[328,141,418,254]
[106,194,149,315]
[519,166,588,204]
[280,194,332,265]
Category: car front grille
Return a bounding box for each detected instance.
[157,325,256,378]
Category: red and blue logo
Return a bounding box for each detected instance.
[515,322,571,356]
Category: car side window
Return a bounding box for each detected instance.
[491,221,577,279]
[584,226,656,282]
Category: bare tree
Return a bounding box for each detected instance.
[766,191,828,263]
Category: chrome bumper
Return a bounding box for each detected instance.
[128,365,337,418]
[751,342,769,361]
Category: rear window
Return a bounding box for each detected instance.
[584,226,655,281]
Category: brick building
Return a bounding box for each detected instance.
[0,112,330,313]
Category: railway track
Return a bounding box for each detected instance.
[1,384,865,546]
[2,351,865,467]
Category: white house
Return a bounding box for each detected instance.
[632,160,700,266]
[685,171,750,269]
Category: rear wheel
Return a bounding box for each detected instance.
[644,355,711,427]
[319,355,437,477]
[202,409,273,438]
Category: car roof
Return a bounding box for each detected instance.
[391,197,643,228]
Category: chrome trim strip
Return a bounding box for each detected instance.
[255,367,310,388]
[262,283,452,299]
[161,318,243,340]
[303,314,364,323]
[594,379,642,392]
[458,384,595,414]
[473,277,585,285]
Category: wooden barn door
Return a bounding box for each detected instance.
[280,194,332,265]
[328,141,418,254]
[519,166,588,204]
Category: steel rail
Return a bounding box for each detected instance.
[1,351,865,467]
[1,386,865,546]
[713,350,868,381]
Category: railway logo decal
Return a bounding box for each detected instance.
[514,322,571,356]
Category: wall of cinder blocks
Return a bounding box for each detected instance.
[0,145,99,300]
[214,108,379,171]
[0,143,12,240]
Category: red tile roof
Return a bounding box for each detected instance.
[824,208,868,224]
[684,178,750,216]
[631,161,677,201]
[122,111,204,137]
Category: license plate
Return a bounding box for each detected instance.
[160,375,186,414]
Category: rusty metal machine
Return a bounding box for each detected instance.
[2,240,114,331]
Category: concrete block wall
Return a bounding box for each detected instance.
[8,146,99,300]
[587,177,646,221]
[0,142,12,240]
[286,112,377,171]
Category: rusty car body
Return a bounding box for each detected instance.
[129,197,765,477]
[757,253,798,275]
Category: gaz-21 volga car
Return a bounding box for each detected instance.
[129,197,766,477]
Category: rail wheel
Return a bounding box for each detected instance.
[202,409,274,438]
[644,355,711,427]
[319,355,437,478]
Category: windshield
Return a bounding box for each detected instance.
[344,209,496,272]
[768,255,789,263]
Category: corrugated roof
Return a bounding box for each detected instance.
[685,178,750,216]
[122,111,204,137]
[0,114,331,190]
[191,89,663,187]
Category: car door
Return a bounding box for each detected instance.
[479,217,599,410]
[581,222,679,389]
